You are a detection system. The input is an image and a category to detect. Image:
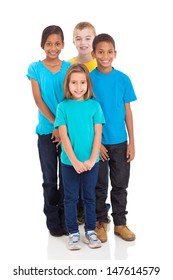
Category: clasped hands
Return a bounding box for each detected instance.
[73,159,95,174]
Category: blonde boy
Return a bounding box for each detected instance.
[68,22,97,72]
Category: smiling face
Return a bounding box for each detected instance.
[73,28,95,55]
[69,72,88,100]
[93,41,116,73]
[43,33,64,60]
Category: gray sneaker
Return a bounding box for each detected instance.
[84,231,102,249]
[68,233,81,250]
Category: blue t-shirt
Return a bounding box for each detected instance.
[27,60,72,135]
[54,99,105,166]
[90,68,137,144]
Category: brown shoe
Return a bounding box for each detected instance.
[95,221,107,243]
[114,225,136,241]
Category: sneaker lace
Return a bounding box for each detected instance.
[97,222,104,229]
[70,233,80,244]
[87,232,98,242]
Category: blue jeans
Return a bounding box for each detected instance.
[38,134,65,230]
[61,163,99,234]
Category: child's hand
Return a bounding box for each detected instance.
[73,160,87,174]
[51,129,61,147]
[100,144,109,161]
[126,143,135,162]
[84,159,95,171]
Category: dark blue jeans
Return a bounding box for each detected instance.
[38,134,65,230]
[61,163,99,234]
[96,142,130,225]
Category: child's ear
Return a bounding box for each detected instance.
[114,50,117,58]
[91,51,95,58]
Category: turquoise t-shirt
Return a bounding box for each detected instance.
[90,68,137,144]
[27,60,72,135]
[54,99,105,166]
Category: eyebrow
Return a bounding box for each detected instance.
[97,48,114,51]
[70,79,87,81]
[46,40,61,43]
[75,35,92,39]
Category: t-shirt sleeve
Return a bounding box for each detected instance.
[124,76,137,103]
[54,103,67,129]
[26,62,38,82]
[93,102,105,125]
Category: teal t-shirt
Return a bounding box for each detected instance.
[27,60,72,135]
[90,68,137,144]
[54,99,105,166]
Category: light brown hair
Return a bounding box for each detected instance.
[64,64,94,100]
[73,22,96,37]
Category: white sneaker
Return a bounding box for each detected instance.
[68,232,81,250]
[84,231,102,249]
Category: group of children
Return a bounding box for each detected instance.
[27,22,137,251]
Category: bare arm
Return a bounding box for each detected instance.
[59,125,87,174]
[31,78,55,123]
[31,78,60,144]
[125,103,135,162]
[84,124,102,170]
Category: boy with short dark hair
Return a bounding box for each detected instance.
[90,33,137,242]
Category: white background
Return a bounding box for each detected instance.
[0,0,173,279]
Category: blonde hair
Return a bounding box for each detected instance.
[73,22,96,37]
[64,64,94,100]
